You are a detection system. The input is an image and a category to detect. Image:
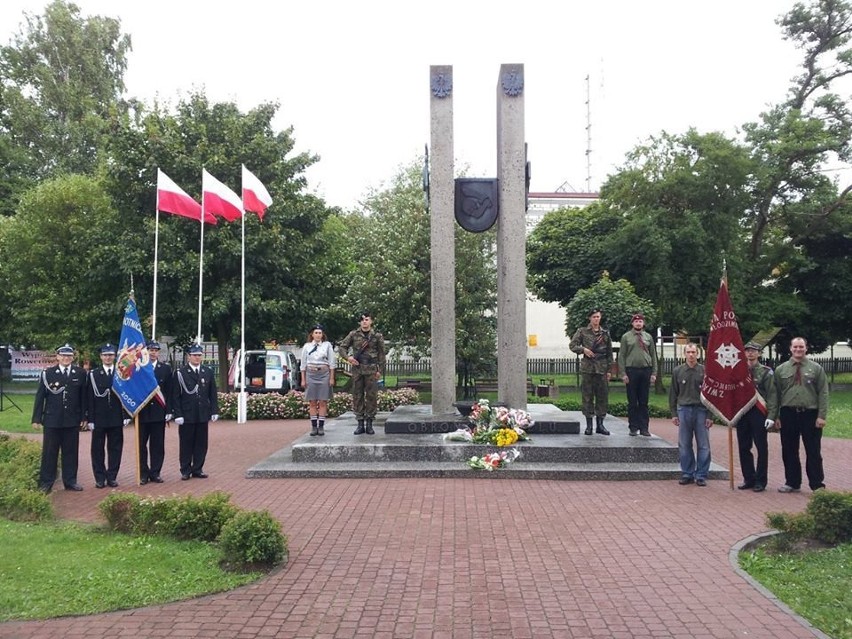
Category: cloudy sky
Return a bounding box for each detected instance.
[3,0,839,209]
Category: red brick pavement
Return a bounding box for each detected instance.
[2,417,848,638]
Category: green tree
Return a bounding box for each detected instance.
[0,174,126,353]
[100,93,346,385]
[341,160,497,383]
[565,273,657,341]
[0,0,131,208]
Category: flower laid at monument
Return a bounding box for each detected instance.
[467,448,521,471]
[469,399,533,446]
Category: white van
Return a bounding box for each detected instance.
[229,349,299,393]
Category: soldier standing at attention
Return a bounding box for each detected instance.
[338,311,386,435]
[31,343,87,493]
[617,313,657,436]
[737,342,777,492]
[172,343,218,480]
[774,337,829,493]
[138,340,172,484]
[569,308,613,435]
[88,343,127,488]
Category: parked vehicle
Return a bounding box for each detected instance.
[229,349,299,394]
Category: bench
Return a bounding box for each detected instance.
[473,377,536,396]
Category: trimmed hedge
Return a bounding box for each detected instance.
[217,387,419,420]
[0,434,53,522]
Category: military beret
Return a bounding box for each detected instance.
[631,313,645,321]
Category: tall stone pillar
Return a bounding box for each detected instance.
[496,64,527,409]
[429,65,456,414]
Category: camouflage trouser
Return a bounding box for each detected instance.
[352,365,379,419]
[580,372,609,417]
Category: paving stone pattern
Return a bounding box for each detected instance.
[2,416,847,638]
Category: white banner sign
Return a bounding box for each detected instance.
[11,350,55,379]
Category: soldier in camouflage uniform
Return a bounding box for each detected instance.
[338,311,386,434]
[569,309,613,435]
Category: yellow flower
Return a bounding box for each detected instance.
[495,428,518,447]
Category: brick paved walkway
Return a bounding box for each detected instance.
[2,416,848,638]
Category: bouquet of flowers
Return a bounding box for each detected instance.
[468,448,521,471]
[468,399,532,446]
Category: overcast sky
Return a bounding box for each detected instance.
[2,0,839,209]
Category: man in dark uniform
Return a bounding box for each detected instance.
[172,343,218,480]
[138,340,172,485]
[338,311,386,435]
[31,343,87,492]
[569,308,613,435]
[737,342,777,492]
[87,343,127,488]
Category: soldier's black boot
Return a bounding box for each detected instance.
[584,416,594,436]
[596,415,610,436]
[354,419,366,435]
[365,419,375,435]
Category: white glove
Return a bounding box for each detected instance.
[87,423,95,431]
[174,417,184,426]
[123,419,130,427]
[165,414,173,422]
[765,419,775,430]
[211,414,219,422]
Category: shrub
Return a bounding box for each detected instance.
[806,490,852,544]
[0,435,54,521]
[216,388,420,420]
[99,491,237,541]
[218,510,287,568]
[98,493,143,533]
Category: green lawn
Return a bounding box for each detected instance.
[740,542,852,639]
[0,518,260,621]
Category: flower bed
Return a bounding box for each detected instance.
[217,388,419,420]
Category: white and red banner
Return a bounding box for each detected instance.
[241,164,272,221]
[202,169,243,222]
[701,278,758,425]
[157,168,216,224]
[10,350,56,379]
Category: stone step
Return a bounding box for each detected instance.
[246,460,729,481]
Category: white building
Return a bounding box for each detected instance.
[525,191,599,358]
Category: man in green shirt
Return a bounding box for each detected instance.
[617,313,657,436]
[669,343,713,486]
[736,342,777,492]
[774,337,829,493]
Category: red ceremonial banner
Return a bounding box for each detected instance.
[700,278,758,426]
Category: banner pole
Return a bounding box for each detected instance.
[135,414,141,486]
[728,424,734,491]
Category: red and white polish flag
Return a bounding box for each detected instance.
[241,164,273,221]
[700,277,759,425]
[202,169,243,223]
[157,168,216,224]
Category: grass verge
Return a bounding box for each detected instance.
[739,541,852,639]
[0,518,262,621]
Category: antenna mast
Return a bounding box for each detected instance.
[585,74,592,192]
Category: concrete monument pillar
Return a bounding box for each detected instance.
[429,65,456,414]
[496,63,527,409]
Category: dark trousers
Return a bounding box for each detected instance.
[91,426,124,483]
[179,421,209,475]
[625,367,652,432]
[779,406,825,490]
[39,427,80,489]
[580,372,609,417]
[737,406,769,487]
[139,420,166,479]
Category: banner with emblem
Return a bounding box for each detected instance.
[113,297,159,417]
[700,277,757,426]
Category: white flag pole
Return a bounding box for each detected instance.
[238,199,247,423]
[197,177,206,344]
[153,169,162,341]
